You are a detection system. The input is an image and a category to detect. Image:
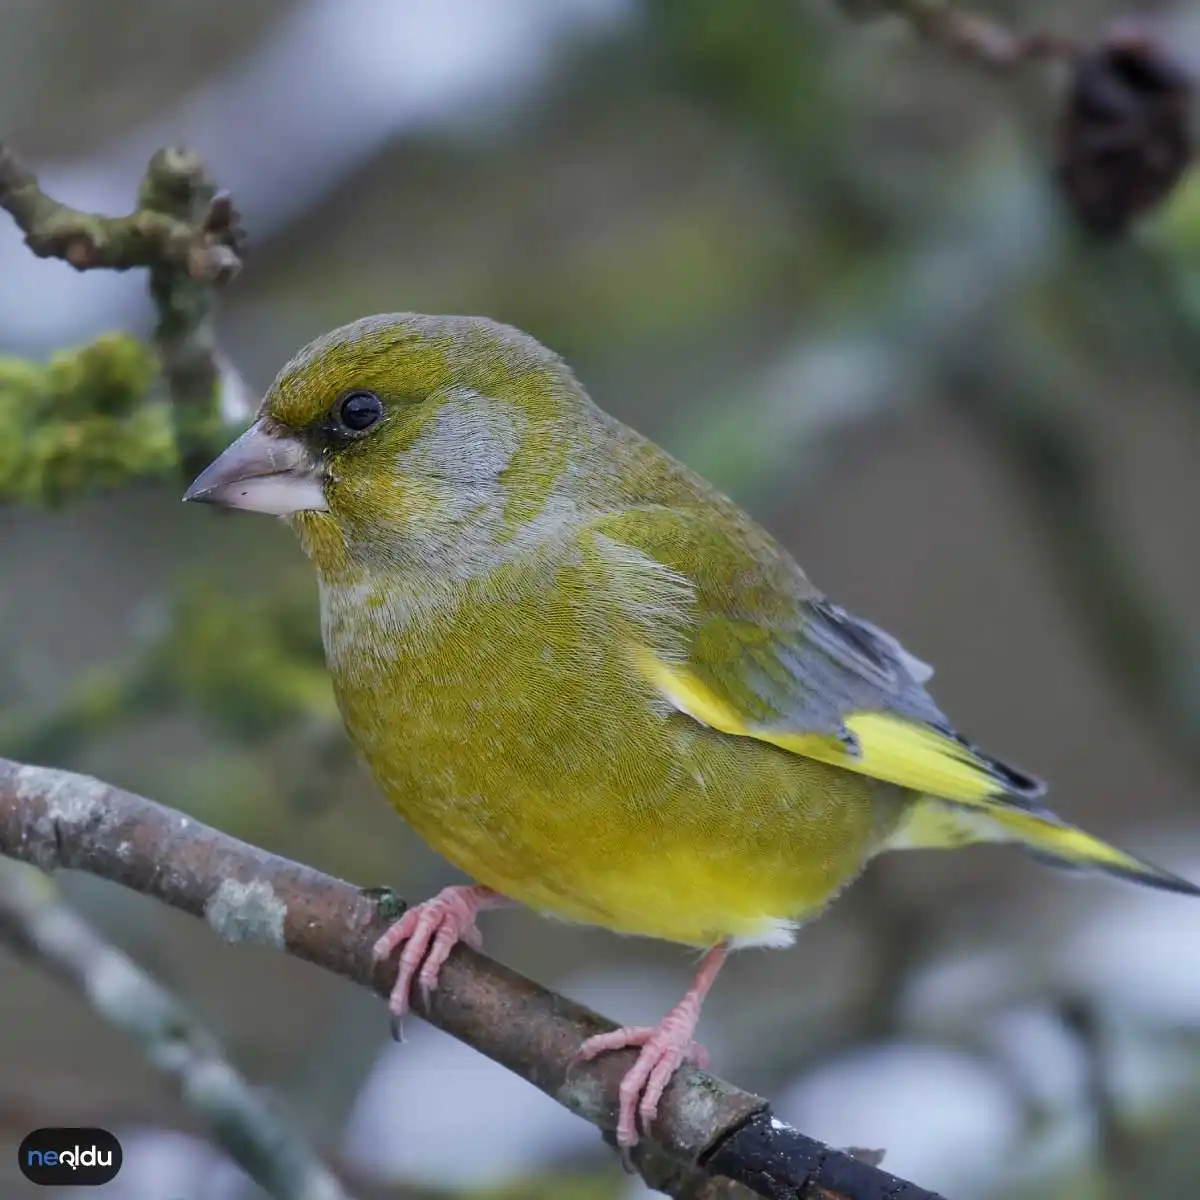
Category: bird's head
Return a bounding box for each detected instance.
[184,313,591,574]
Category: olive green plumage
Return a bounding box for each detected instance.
[201,313,1200,949]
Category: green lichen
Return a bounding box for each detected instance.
[0,333,177,505]
[140,582,334,742]
[1,582,335,767]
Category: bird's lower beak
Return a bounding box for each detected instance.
[183,421,328,515]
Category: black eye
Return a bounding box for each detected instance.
[335,390,384,434]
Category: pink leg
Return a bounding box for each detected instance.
[575,942,728,1147]
[372,884,508,1031]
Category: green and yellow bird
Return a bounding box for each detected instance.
[186,314,1198,1146]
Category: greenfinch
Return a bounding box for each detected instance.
[186,314,1198,1147]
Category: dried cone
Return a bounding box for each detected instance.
[1058,20,1194,236]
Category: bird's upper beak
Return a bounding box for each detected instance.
[183,420,329,515]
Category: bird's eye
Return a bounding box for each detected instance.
[335,390,384,435]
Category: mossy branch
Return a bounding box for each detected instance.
[0,334,178,504]
[0,140,246,493]
[137,147,244,477]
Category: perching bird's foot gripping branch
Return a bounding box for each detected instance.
[0,756,946,1200]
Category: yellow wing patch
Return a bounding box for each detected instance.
[637,650,1005,806]
[637,651,1200,896]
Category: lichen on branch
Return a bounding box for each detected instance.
[0,140,246,486]
[0,333,177,505]
[138,147,245,476]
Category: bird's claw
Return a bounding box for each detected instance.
[575,1020,709,1147]
[372,885,487,1026]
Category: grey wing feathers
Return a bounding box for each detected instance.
[756,598,1046,802]
[738,596,949,748]
[805,599,935,688]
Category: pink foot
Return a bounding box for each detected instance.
[372,884,505,1031]
[575,943,728,1147]
[577,1020,710,1146]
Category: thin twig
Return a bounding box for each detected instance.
[1057,995,1132,1184]
[0,755,947,1200]
[836,0,1076,71]
[950,344,1200,774]
[0,857,350,1200]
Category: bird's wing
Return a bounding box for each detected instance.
[582,505,1199,895]
[584,504,1045,810]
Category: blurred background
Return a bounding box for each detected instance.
[2,0,1200,1196]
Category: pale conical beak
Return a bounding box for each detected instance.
[183,421,328,515]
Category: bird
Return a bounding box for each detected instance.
[184,313,1199,1148]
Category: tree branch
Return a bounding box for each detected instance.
[138,147,245,476]
[0,858,351,1200]
[835,0,1075,71]
[0,141,241,281]
[950,343,1200,776]
[0,1076,460,1199]
[0,755,947,1200]
[0,140,246,482]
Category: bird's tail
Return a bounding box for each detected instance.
[886,795,1200,896]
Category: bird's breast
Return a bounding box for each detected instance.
[317,564,889,944]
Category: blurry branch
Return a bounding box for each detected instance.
[0,140,246,496]
[679,160,1055,494]
[0,584,343,820]
[0,858,350,1200]
[835,0,1075,71]
[136,147,246,477]
[1057,995,1133,1184]
[0,757,948,1200]
[831,7,1193,234]
[817,866,932,1046]
[951,342,1200,774]
[0,1082,481,1200]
